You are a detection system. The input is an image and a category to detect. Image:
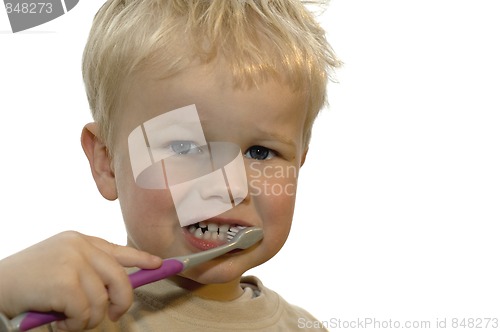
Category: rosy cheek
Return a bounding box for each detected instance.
[122,188,175,226]
[257,195,295,254]
[250,175,297,235]
[122,189,180,254]
[268,188,296,221]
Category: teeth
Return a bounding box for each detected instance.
[190,222,238,240]
[194,228,203,238]
[218,224,229,233]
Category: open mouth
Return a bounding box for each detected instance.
[183,221,248,251]
[186,222,243,241]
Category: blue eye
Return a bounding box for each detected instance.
[167,141,202,155]
[244,145,276,160]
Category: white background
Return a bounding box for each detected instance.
[1,1,499,330]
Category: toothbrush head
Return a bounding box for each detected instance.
[176,226,263,269]
[228,227,263,249]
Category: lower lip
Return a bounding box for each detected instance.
[182,228,227,251]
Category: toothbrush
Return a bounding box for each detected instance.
[1,226,263,332]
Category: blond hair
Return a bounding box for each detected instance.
[82,0,341,150]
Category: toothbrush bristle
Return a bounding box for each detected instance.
[227,226,246,241]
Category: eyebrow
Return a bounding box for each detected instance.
[199,118,299,148]
[256,127,297,148]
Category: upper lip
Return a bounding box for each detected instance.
[196,217,255,228]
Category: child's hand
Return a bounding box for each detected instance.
[0,231,162,331]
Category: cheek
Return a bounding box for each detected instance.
[261,191,296,255]
[114,154,176,226]
[122,188,174,223]
[249,173,298,250]
[247,162,298,199]
[116,175,180,253]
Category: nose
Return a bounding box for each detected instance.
[198,162,248,206]
[199,169,233,203]
[167,142,249,227]
[223,152,248,205]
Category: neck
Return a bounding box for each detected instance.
[169,275,244,301]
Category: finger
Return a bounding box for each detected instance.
[85,236,162,269]
[53,265,110,331]
[84,248,135,321]
[109,245,163,269]
[55,286,91,332]
[79,270,109,328]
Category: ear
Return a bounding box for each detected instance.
[300,147,309,167]
[81,123,118,200]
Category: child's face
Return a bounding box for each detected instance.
[106,62,308,286]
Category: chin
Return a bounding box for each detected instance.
[192,264,245,284]
[182,255,256,284]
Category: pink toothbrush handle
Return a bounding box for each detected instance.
[15,311,66,332]
[12,259,184,331]
[128,258,184,288]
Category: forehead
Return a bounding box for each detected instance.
[116,61,309,139]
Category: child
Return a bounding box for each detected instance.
[0,0,340,330]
